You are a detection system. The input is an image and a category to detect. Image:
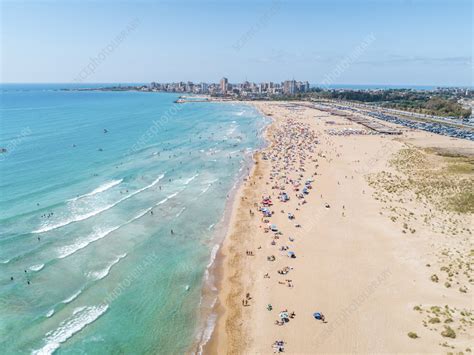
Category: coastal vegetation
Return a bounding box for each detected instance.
[367,145,473,353]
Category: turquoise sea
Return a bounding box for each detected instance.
[0,84,268,354]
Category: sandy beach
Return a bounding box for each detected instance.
[206,101,473,354]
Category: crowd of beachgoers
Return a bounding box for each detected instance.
[210,101,473,354]
[245,117,328,352]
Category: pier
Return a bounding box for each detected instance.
[174,98,210,103]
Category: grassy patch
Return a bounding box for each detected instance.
[369,147,474,215]
[448,191,474,214]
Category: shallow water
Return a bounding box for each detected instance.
[0,85,268,354]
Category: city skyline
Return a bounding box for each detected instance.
[1,0,472,86]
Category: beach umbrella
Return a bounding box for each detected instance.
[279,312,289,320]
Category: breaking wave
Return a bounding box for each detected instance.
[68,179,123,202]
[33,304,109,355]
[87,253,127,281]
[61,289,82,304]
[33,174,165,234]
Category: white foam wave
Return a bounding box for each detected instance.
[29,264,45,272]
[87,253,127,281]
[176,207,186,217]
[196,245,222,354]
[1,259,11,264]
[130,206,154,222]
[62,290,82,304]
[46,309,55,318]
[197,312,218,355]
[156,192,179,206]
[204,244,220,281]
[207,223,215,231]
[68,179,123,202]
[199,184,211,196]
[206,244,219,269]
[184,173,199,185]
[33,174,165,234]
[57,226,121,259]
[117,191,180,225]
[33,305,108,355]
[55,189,179,261]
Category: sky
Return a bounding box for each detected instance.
[0,0,472,86]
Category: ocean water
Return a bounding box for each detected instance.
[0,85,268,354]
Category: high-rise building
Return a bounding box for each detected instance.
[283,80,296,95]
[220,77,228,94]
[303,81,310,92]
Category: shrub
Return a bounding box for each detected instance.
[441,326,456,338]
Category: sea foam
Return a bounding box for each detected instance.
[33,305,108,355]
[57,226,121,259]
[61,289,82,304]
[87,253,127,281]
[33,174,165,234]
[29,264,45,272]
[68,179,123,202]
[184,173,199,185]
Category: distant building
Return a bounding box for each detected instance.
[303,81,310,92]
[220,77,228,94]
[283,80,296,95]
[144,77,310,98]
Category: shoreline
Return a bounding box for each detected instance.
[193,150,258,355]
[203,101,277,354]
[204,100,473,354]
[192,102,273,354]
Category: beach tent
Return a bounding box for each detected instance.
[271,224,278,232]
[288,251,296,258]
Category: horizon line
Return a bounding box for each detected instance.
[0,82,472,88]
